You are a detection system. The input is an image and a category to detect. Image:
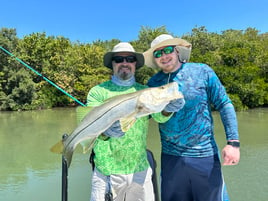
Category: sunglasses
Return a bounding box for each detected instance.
[112,56,137,63]
[153,46,175,58]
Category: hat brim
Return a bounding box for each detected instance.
[104,52,144,69]
[143,38,192,68]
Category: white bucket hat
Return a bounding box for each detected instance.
[143,34,192,68]
[103,42,144,69]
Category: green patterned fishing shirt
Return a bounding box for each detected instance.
[87,80,170,175]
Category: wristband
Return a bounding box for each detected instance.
[227,141,240,148]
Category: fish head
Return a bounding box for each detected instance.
[138,82,184,113]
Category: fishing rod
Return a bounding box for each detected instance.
[0,46,86,107]
[0,46,83,201]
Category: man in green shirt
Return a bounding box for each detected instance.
[87,42,184,201]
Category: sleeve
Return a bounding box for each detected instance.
[86,85,106,107]
[206,66,239,141]
[219,103,239,141]
[76,86,104,123]
[207,67,231,110]
[75,86,107,124]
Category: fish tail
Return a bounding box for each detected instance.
[50,140,64,154]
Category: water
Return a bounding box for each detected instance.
[0,108,267,201]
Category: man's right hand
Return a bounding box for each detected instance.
[103,120,125,137]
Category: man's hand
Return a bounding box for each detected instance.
[164,98,185,113]
[103,120,125,138]
[222,144,240,166]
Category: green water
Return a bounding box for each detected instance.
[0,108,267,201]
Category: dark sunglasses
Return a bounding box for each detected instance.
[112,56,137,63]
[153,46,175,58]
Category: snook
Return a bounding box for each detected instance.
[50,82,183,167]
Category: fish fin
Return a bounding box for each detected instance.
[120,113,137,132]
[50,140,64,154]
[80,137,96,154]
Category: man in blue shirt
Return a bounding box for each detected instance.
[143,34,240,201]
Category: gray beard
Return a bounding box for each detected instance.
[119,71,131,80]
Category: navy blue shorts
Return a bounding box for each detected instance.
[161,153,229,201]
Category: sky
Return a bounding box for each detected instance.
[1,0,268,44]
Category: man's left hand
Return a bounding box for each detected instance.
[164,98,185,113]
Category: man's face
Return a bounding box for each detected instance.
[153,46,180,73]
[112,52,137,80]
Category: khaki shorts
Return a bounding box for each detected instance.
[90,167,155,201]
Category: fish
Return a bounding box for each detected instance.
[50,82,183,168]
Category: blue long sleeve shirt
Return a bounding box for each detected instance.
[148,63,239,157]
